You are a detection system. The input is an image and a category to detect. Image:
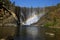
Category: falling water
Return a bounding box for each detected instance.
[21,11,45,25]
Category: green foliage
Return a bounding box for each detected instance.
[44,17,57,27]
[44,22,53,27]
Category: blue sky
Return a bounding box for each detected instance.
[10,0,60,8]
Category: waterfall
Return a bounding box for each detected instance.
[20,8,45,40]
[21,11,45,25]
[20,7,45,25]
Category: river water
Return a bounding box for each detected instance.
[14,25,45,40]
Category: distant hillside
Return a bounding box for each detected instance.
[34,3,60,28]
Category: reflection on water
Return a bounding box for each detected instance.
[19,25,45,40]
[27,26,38,40]
[27,26,38,36]
[14,26,60,40]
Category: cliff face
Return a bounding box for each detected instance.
[34,3,60,28]
[15,6,45,25]
[0,0,17,38]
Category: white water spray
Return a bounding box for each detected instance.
[23,11,45,25]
